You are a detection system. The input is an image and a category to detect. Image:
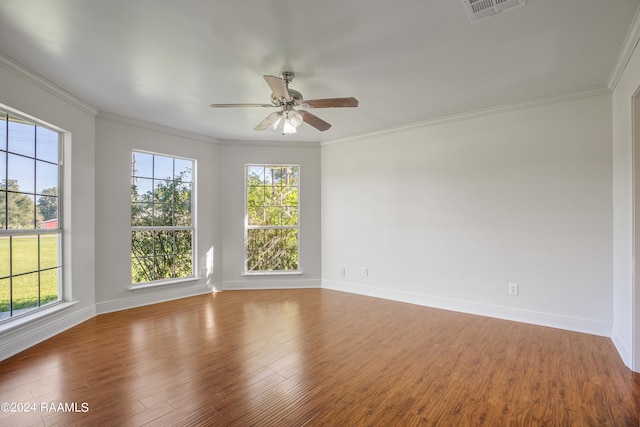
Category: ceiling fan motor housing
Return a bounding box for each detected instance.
[271,88,303,106]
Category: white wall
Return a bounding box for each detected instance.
[322,94,613,336]
[219,142,322,289]
[0,59,97,359]
[94,114,220,313]
[612,34,640,369]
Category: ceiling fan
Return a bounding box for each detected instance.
[209,71,358,134]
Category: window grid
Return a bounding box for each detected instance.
[131,151,195,284]
[0,110,62,321]
[245,164,300,273]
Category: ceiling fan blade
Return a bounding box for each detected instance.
[300,97,359,108]
[254,111,283,131]
[301,110,331,131]
[210,103,273,108]
[264,75,291,102]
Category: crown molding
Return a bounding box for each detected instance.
[607,5,640,91]
[217,138,321,148]
[323,85,611,146]
[0,51,98,116]
[96,111,221,144]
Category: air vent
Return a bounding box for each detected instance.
[463,0,525,23]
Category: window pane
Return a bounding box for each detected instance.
[154,230,175,256]
[174,183,191,226]
[36,127,58,163]
[154,255,173,280]
[36,160,58,194]
[265,166,284,185]
[248,166,264,184]
[132,177,153,201]
[282,207,298,226]
[131,256,153,284]
[0,278,9,319]
[0,190,4,230]
[13,272,39,312]
[154,156,173,180]
[175,230,192,255]
[154,179,173,203]
[153,203,173,226]
[12,235,39,275]
[40,235,59,269]
[247,207,265,226]
[0,237,8,277]
[175,158,192,182]
[247,186,265,207]
[40,268,59,306]
[175,255,192,278]
[131,231,153,283]
[8,117,35,157]
[287,166,300,184]
[282,229,299,250]
[246,230,264,272]
[0,113,6,151]
[37,195,58,223]
[7,153,35,193]
[282,187,298,206]
[131,202,153,226]
[133,152,153,178]
[265,207,281,225]
[8,193,36,229]
[0,155,6,191]
[132,231,153,258]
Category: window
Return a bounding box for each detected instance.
[0,110,62,320]
[131,151,194,284]
[245,164,299,272]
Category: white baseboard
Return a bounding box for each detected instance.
[96,283,213,314]
[611,325,633,369]
[221,278,321,291]
[0,303,96,361]
[322,280,613,337]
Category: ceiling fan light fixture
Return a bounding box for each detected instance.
[281,110,303,134]
[282,119,297,134]
[269,115,282,130]
[289,110,303,127]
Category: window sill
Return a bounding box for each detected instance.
[128,276,201,291]
[242,271,303,277]
[0,301,79,335]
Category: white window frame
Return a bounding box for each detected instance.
[244,163,301,275]
[130,150,196,287]
[0,107,63,322]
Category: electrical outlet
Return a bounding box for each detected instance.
[508,283,518,296]
[361,267,368,277]
[340,268,346,277]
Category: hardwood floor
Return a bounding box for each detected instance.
[0,289,638,426]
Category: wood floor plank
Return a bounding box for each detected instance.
[0,288,638,426]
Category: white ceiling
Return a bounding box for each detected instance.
[0,0,638,142]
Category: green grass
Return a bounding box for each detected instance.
[0,235,59,314]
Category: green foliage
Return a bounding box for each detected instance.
[246,165,299,272]
[0,181,57,229]
[131,169,193,283]
[37,187,58,221]
[0,179,40,229]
